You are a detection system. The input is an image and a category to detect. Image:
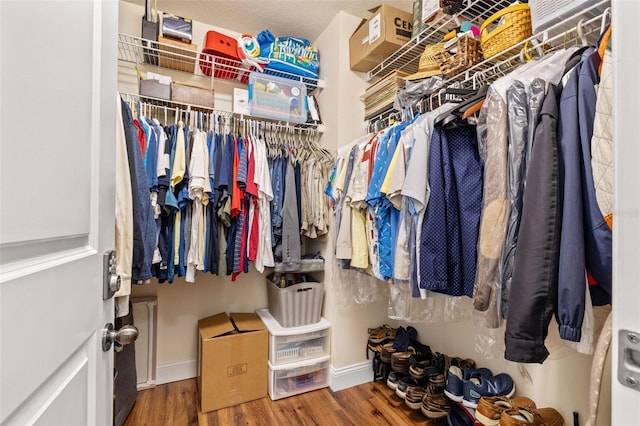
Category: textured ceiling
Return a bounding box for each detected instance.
[125,0,414,41]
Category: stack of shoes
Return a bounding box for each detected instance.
[444,366,494,403]
[499,406,564,426]
[475,396,536,426]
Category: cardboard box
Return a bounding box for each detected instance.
[158,35,197,73]
[349,4,413,72]
[197,312,268,413]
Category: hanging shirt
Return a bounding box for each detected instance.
[279,159,301,271]
[419,125,482,297]
[254,137,275,272]
[120,100,155,284]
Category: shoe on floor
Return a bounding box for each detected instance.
[462,373,515,409]
[396,376,423,400]
[499,407,564,426]
[446,402,478,426]
[444,366,493,402]
[386,371,406,390]
[475,396,536,426]
[405,385,427,410]
[422,391,454,419]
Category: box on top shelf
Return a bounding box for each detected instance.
[197,312,268,413]
[248,72,308,123]
[158,35,197,73]
[349,4,413,72]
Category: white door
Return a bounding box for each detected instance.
[0,1,118,425]
[612,1,640,425]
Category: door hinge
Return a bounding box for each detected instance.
[618,329,640,392]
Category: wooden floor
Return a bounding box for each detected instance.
[124,379,448,425]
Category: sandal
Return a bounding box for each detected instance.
[366,324,397,359]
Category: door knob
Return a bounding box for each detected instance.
[102,323,138,351]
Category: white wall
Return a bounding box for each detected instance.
[313,11,391,370]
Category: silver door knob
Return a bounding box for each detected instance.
[109,274,121,293]
[102,323,138,351]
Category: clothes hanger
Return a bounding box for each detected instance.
[576,19,589,47]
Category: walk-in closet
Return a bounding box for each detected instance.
[1,1,638,425]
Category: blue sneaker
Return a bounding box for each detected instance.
[462,373,515,409]
[444,366,493,402]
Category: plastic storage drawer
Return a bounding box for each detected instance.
[266,279,323,328]
[248,72,307,123]
[256,309,331,365]
[268,356,330,400]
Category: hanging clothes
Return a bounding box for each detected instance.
[419,124,483,297]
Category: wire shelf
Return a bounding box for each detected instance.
[364,0,610,126]
[367,0,514,80]
[118,34,326,91]
[447,0,610,88]
[366,0,609,84]
[119,92,325,132]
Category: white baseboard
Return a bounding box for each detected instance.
[155,358,373,391]
[156,359,197,385]
[329,361,372,392]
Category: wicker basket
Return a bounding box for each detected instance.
[433,35,483,79]
[480,3,533,60]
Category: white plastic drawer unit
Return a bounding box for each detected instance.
[268,356,330,400]
[256,308,331,365]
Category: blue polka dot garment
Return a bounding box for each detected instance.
[419,125,483,297]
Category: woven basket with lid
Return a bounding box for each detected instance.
[480,3,533,60]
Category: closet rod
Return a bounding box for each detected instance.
[119,92,325,133]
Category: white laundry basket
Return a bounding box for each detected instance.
[267,279,324,328]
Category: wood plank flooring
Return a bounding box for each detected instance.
[124,379,448,425]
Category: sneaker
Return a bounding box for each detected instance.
[445,366,493,402]
[429,373,447,394]
[422,391,454,419]
[499,407,564,426]
[462,373,515,409]
[446,402,478,426]
[396,376,423,400]
[405,385,427,410]
[386,371,405,390]
[475,396,536,426]
[392,326,417,351]
[391,349,414,373]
